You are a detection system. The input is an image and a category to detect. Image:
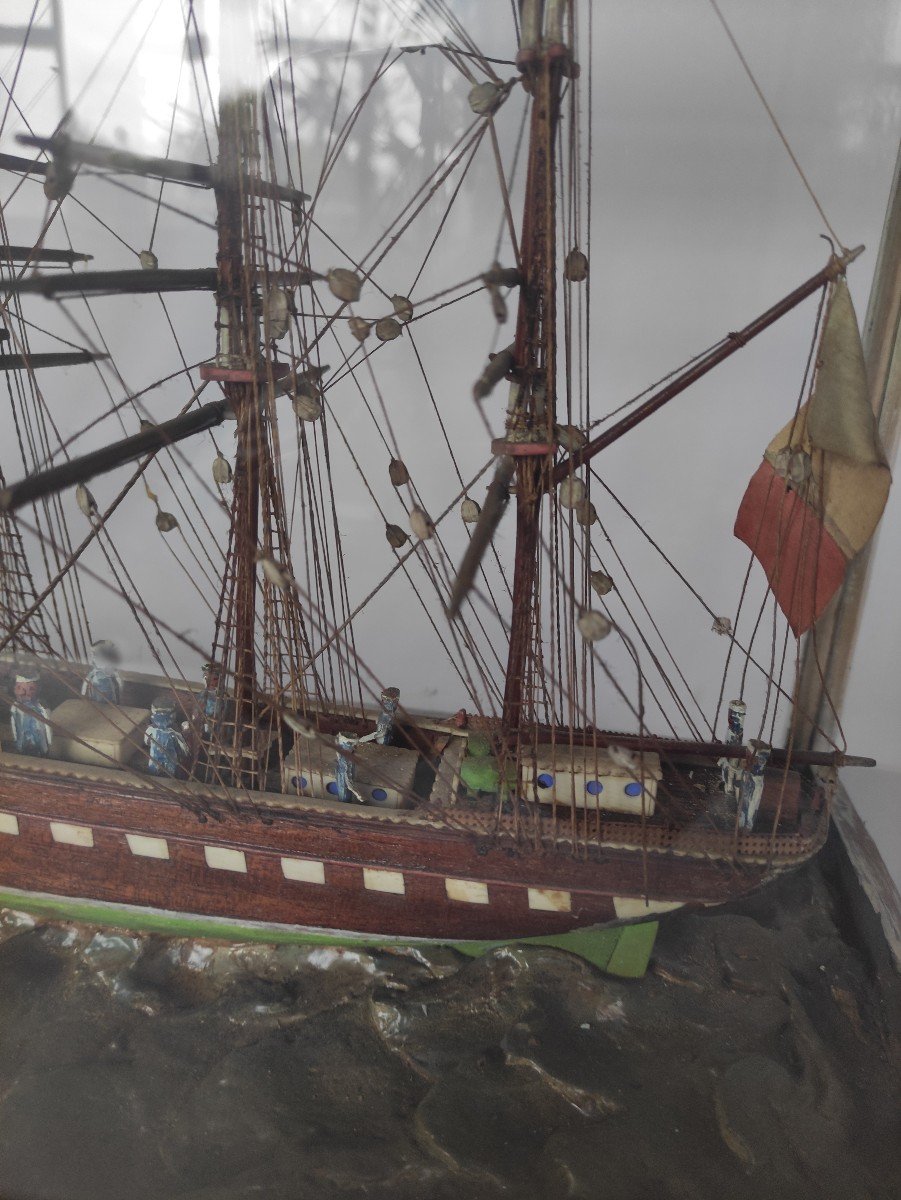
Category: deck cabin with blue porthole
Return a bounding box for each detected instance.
[522,749,662,815]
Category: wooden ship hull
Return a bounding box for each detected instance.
[0,685,830,954]
[0,3,880,977]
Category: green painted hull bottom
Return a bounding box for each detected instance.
[451,923,659,977]
[0,889,659,978]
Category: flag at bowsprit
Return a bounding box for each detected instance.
[735,278,891,636]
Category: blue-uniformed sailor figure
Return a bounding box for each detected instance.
[373,686,400,745]
[718,698,746,800]
[738,740,771,832]
[335,732,365,803]
[197,661,224,737]
[144,694,189,777]
[82,639,122,705]
[11,670,52,757]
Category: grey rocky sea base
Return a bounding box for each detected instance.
[0,858,898,1200]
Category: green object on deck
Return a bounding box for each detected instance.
[458,736,518,796]
[0,888,658,977]
[459,754,501,793]
[466,733,492,757]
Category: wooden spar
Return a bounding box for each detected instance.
[0,152,47,176]
[4,2,68,113]
[17,134,310,207]
[517,723,875,767]
[216,1,260,741]
[3,268,219,297]
[552,245,865,486]
[0,24,56,48]
[0,245,92,265]
[0,400,228,514]
[16,134,210,187]
[449,249,869,615]
[0,351,107,370]
[447,457,514,618]
[501,25,569,734]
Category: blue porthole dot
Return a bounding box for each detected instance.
[536,772,554,789]
[586,780,604,796]
[624,782,643,797]
[326,781,340,796]
[290,775,299,789]
[299,776,308,789]
[371,788,388,802]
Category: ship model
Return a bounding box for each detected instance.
[0,1,890,972]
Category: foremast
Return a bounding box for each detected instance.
[205,1,319,788]
[213,87,259,738]
[502,2,570,736]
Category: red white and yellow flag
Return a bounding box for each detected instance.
[734,279,891,636]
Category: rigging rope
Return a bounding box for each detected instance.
[708,0,845,250]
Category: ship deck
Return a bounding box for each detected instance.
[0,740,828,868]
[0,656,830,889]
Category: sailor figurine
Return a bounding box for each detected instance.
[718,698,746,800]
[738,741,772,832]
[82,639,122,704]
[10,670,52,757]
[335,732,365,803]
[144,695,189,777]
[197,661,224,737]
[373,686,400,745]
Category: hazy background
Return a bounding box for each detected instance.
[1,0,899,879]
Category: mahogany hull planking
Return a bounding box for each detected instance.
[0,756,827,942]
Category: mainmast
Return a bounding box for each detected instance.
[214,112,258,733]
[209,0,261,755]
[202,0,321,786]
[501,2,569,734]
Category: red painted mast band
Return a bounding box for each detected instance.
[491,439,554,457]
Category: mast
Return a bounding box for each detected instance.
[214,91,259,739]
[501,4,569,733]
[201,0,321,784]
[795,144,901,749]
[201,0,265,775]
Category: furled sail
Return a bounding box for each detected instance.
[734,278,891,635]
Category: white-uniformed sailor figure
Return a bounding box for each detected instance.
[197,661,224,737]
[82,639,122,705]
[10,670,52,757]
[144,695,189,777]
